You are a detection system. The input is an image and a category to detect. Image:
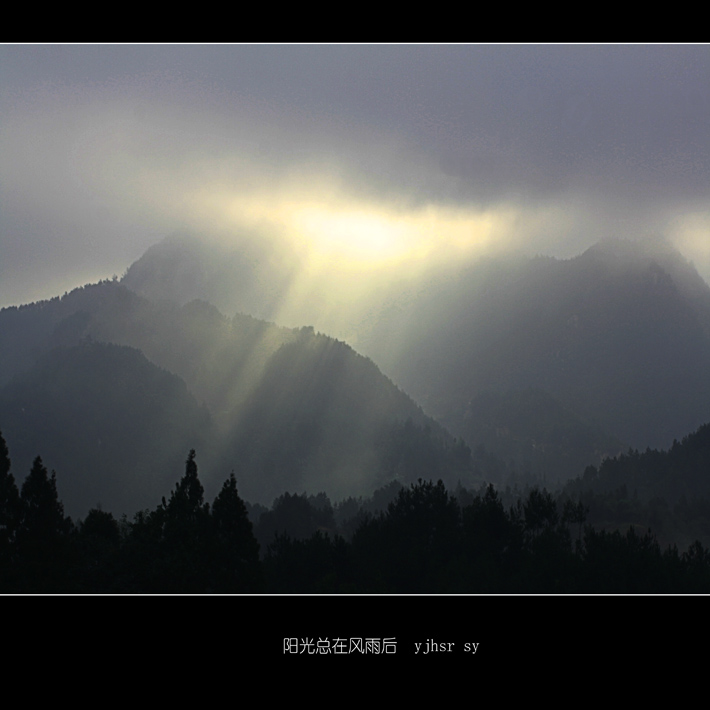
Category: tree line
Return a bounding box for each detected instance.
[261,481,710,593]
[0,432,260,593]
[3,429,710,593]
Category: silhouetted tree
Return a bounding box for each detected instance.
[16,456,73,591]
[562,498,589,547]
[352,479,461,592]
[0,431,21,590]
[158,449,211,592]
[523,488,559,538]
[165,450,205,522]
[460,484,521,591]
[210,472,262,591]
[255,492,331,550]
[74,508,123,592]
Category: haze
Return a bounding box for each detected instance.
[2,44,709,323]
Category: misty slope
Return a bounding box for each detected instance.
[0,281,296,415]
[566,421,710,506]
[559,421,710,551]
[356,239,710,455]
[224,330,476,503]
[121,231,298,324]
[0,341,212,517]
[462,389,624,483]
[0,280,480,516]
[119,234,710,482]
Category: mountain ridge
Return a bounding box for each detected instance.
[117,232,710,478]
[4,233,710,515]
[0,279,482,516]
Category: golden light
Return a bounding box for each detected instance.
[290,204,408,268]
[668,210,710,262]
[189,186,523,277]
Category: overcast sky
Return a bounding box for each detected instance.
[2,43,709,308]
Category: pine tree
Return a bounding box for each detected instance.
[0,431,21,590]
[210,472,262,591]
[158,450,211,592]
[16,456,72,591]
[19,457,68,541]
[0,431,21,540]
[166,449,205,522]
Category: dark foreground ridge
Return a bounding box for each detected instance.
[2,430,710,594]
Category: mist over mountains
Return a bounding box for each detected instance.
[0,275,476,517]
[123,232,710,474]
[2,232,710,521]
[6,45,710,595]
[360,237,710,453]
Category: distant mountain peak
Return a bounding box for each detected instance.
[576,237,710,298]
[581,236,679,263]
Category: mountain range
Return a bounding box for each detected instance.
[2,232,710,518]
[0,279,476,517]
[123,233,710,473]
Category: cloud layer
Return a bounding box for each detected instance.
[2,44,709,308]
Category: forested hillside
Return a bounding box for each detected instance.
[4,234,710,591]
[358,238,710,470]
[3,430,710,593]
[0,341,212,515]
[120,234,710,484]
[0,280,486,516]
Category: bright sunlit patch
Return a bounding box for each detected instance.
[667,209,710,284]
[668,210,710,256]
[184,183,525,278]
[290,205,408,266]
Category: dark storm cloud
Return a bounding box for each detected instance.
[1,43,709,307]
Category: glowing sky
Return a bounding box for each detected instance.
[1,44,709,310]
